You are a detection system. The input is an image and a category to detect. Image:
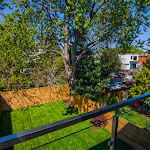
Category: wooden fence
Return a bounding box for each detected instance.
[0,85,100,113]
[0,85,70,111]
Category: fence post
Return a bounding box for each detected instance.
[108,110,118,150]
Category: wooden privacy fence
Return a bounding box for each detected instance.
[0,85,126,114]
[0,85,70,112]
[0,85,99,113]
[73,94,100,113]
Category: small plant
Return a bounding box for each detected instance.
[91,115,107,127]
[64,105,79,115]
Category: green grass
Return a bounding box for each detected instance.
[0,101,132,150]
[115,107,150,131]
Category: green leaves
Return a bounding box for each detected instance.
[143,56,150,70]
[129,67,150,104]
[75,48,121,101]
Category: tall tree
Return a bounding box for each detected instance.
[0,0,150,103]
[75,48,121,102]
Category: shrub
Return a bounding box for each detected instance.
[64,105,79,115]
[106,96,118,105]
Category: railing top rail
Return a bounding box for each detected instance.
[0,92,150,149]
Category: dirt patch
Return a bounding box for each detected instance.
[64,101,72,106]
[90,125,102,131]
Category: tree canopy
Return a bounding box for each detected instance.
[0,0,150,102]
[75,48,121,101]
[0,14,67,91]
[116,45,145,54]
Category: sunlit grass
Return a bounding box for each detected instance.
[0,100,132,150]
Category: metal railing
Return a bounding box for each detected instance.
[0,92,150,150]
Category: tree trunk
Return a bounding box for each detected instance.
[68,31,78,104]
[68,69,76,104]
[63,14,75,104]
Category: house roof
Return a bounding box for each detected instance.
[139,57,148,64]
[139,53,150,57]
[119,53,150,57]
[105,82,127,91]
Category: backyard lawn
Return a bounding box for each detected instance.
[0,100,133,150]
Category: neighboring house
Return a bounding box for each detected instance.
[99,52,149,104]
[118,53,150,86]
[119,54,139,70]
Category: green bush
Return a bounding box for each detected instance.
[106,96,118,105]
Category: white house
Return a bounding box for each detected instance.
[119,54,139,70]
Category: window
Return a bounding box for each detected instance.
[131,56,132,60]
[133,56,137,60]
[130,64,136,69]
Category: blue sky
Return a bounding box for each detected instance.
[1,1,150,51]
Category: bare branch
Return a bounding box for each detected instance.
[47,1,55,18]
[86,0,108,24]
[59,43,64,49]
[0,24,64,59]
[76,37,103,63]
[90,2,96,19]
[47,1,63,31]
[74,0,108,51]
[28,49,64,58]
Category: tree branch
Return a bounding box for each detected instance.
[76,37,104,63]
[47,1,63,31]
[0,24,64,59]
[0,24,29,57]
[74,0,108,50]
[28,49,64,58]
[76,1,108,63]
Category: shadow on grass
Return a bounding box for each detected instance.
[31,129,132,150]
[63,105,79,115]
[0,110,13,150]
[88,138,133,150]
[31,126,132,150]
[31,126,92,150]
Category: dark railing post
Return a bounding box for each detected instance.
[108,110,118,150]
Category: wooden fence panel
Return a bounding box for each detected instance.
[0,85,70,111]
